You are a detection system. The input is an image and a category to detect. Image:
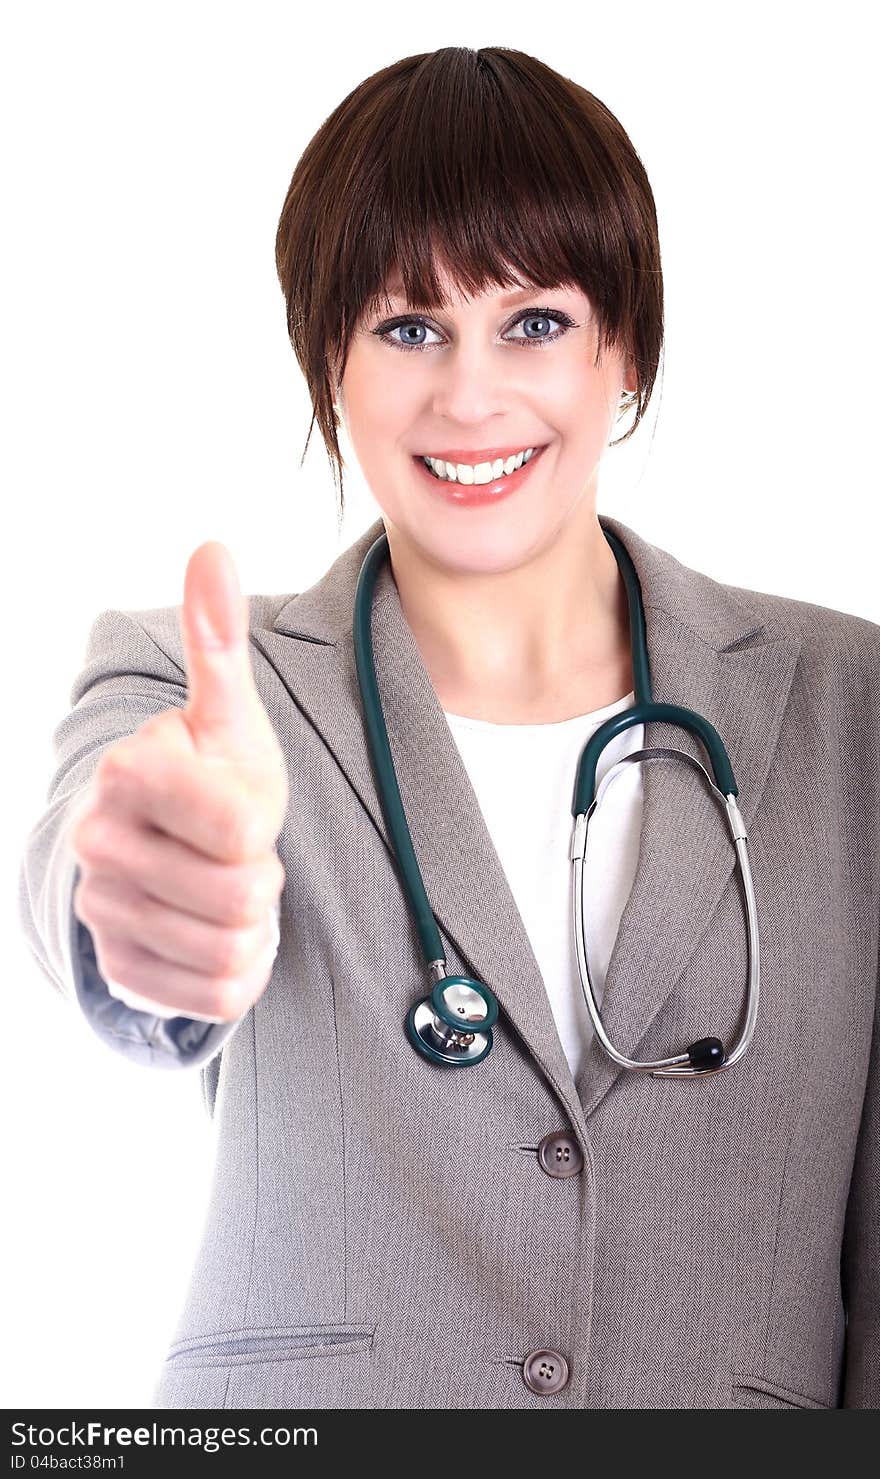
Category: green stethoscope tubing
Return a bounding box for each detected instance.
[573,529,737,808]
[353,528,760,1078]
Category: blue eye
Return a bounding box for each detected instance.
[386,321,443,351]
[507,311,574,346]
[373,308,576,353]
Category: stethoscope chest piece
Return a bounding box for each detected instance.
[406,975,499,1067]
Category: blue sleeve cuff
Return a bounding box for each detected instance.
[68,862,247,1071]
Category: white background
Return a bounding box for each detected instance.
[3,0,877,1409]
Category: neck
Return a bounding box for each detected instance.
[383,507,634,723]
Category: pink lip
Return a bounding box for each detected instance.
[412,443,548,506]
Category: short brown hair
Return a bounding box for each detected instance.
[275,46,664,522]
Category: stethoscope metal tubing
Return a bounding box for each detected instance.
[571,747,760,1077]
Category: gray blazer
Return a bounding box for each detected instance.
[18,513,880,1409]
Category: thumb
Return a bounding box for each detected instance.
[180,541,265,756]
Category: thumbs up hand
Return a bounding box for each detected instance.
[69,544,289,1023]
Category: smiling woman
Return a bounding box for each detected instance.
[274,45,664,525]
[273,47,665,720]
[21,41,880,1416]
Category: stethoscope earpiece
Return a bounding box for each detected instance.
[406,976,499,1067]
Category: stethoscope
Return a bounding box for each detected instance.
[353,528,760,1079]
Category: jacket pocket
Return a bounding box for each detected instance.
[164,1323,376,1369]
[730,1373,828,1409]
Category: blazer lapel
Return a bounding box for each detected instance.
[256,514,801,1137]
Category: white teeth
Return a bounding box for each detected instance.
[422,447,537,484]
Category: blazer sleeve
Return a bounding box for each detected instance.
[839,925,880,1406]
[18,605,266,1071]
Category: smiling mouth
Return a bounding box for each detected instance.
[418,445,546,484]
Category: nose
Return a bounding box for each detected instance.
[427,340,527,426]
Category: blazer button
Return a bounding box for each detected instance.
[522,1349,570,1395]
[537,1131,584,1177]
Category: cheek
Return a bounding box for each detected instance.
[552,359,620,451]
[345,366,418,453]
[548,347,609,413]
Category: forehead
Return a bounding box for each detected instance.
[381,271,577,308]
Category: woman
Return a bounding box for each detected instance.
[20,46,879,1409]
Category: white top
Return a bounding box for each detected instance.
[441,690,644,1083]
